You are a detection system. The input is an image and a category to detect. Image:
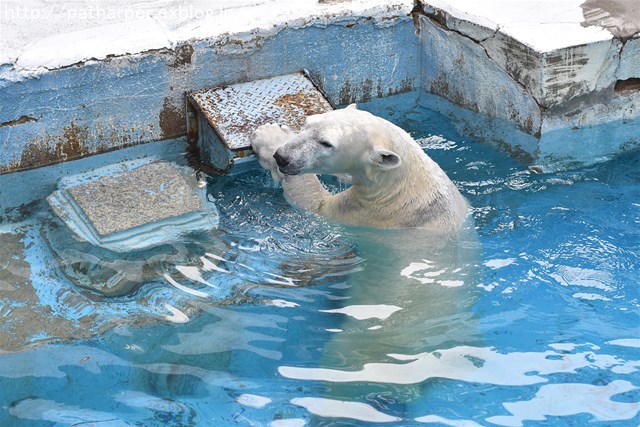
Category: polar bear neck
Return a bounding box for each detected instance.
[337,133,466,229]
[351,137,449,204]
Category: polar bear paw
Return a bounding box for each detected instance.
[250,123,294,183]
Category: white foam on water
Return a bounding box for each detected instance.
[415,414,483,426]
[279,345,637,386]
[607,339,640,348]
[400,259,466,287]
[484,258,516,269]
[267,299,300,308]
[270,419,306,427]
[163,274,209,298]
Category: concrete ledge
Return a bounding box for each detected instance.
[0,0,639,174]
[0,1,417,174]
[416,0,640,169]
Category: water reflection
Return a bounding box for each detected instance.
[320,304,403,320]
[3,169,358,350]
[415,415,483,426]
[291,397,401,423]
[2,103,639,426]
[280,344,638,386]
[10,398,129,426]
[236,393,272,408]
[303,224,483,372]
[162,307,287,360]
[486,380,639,426]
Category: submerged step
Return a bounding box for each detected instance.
[187,71,334,174]
[48,158,218,253]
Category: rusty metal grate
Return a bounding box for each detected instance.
[189,72,334,151]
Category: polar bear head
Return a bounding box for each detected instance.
[273,105,404,179]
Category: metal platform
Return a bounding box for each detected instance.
[187,72,334,174]
[47,158,219,253]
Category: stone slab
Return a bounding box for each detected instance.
[421,0,637,52]
[66,161,202,236]
[48,159,218,252]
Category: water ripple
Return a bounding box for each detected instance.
[279,344,639,386]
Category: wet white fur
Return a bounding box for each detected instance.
[250,105,468,230]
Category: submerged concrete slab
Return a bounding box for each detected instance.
[0,232,94,351]
[66,162,203,236]
[48,159,218,252]
[0,225,236,350]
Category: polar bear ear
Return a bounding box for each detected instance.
[346,103,358,110]
[371,147,401,170]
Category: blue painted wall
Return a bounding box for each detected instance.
[0,16,420,174]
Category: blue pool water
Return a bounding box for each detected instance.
[0,95,638,426]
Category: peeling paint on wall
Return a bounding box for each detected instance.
[413,1,640,169]
[615,78,640,93]
[0,2,637,174]
[0,13,419,174]
[420,14,542,141]
[169,44,195,68]
[0,116,38,128]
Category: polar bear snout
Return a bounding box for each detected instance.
[273,149,289,168]
[274,149,300,175]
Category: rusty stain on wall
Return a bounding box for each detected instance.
[339,78,355,105]
[0,120,156,174]
[429,73,450,97]
[387,77,414,97]
[543,50,593,104]
[1,122,92,173]
[495,139,535,164]
[497,37,540,96]
[159,97,186,139]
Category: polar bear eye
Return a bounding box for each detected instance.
[318,139,333,148]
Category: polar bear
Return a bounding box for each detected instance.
[250,105,468,230]
[251,106,480,418]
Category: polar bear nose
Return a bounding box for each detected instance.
[273,150,290,168]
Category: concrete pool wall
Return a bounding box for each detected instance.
[1,0,638,175]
